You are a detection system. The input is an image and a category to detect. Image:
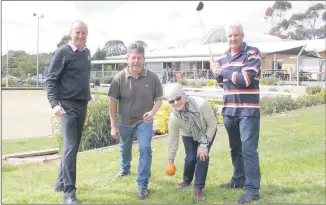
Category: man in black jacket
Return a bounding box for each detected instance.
[46,20,91,204]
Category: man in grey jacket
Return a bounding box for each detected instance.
[46,20,91,204]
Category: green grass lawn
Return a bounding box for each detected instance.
[2,136,57,155]
[2,105,325,204]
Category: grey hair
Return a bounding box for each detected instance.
[225,21,243,34]
[127,43,145,56]
[70,20,88,32]
[164,83,186,100]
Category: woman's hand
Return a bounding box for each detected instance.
[197,145,209,161]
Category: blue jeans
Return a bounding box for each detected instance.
[182,130,216,189]
[223,116,261,195]
[118,122,153,189]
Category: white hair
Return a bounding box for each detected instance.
[164,83,185,100]
[70,20,88,32]
[225,21,243,34]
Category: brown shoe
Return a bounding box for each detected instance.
[195,188,205,200]
[176,181,190,189]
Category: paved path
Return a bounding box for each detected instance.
[2,90,54,140]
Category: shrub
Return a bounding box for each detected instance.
[177,79,187,86]
[2,76,18,86]
[316,89,326,99]
[102,76,114,84]
[154,103,171,134]
[80,95,118,151]
[199,79,208,86]
[260,95,298,115]
[260,94,325,116]
[296,95,324,108]
[260,77,279,85]
[208,100,224,124]
[306,85,322,95]
[206,79,217,87]
[189,81,202,88]
[26,78,37,85]
[94,78,101,86]
[316,89,326,104]
[8,76,18,86]
[39,80,46,86]
[52,95,118,153]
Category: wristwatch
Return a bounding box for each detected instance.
[200,143,208,148]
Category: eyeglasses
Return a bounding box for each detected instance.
[168,96,182,104]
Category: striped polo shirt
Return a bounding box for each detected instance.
[216,42,261,117]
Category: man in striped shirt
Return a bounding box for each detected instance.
[210,22,261,204]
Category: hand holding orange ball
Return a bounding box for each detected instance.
[165,162,176,176]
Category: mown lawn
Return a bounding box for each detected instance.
[2,136,57,155]
[2,105,325,204]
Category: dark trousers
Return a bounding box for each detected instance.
[56,100,88,197]
[182,130,216,189]
[223,115,261,195]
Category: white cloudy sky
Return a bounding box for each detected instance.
[1,1,325,55]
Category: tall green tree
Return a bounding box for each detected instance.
[134,40,148,49]
[264,1,292,38]
[103,40,127,57]
[1,51,51,79]
[91,47,107,70]
[288,3,325,39]
[265,1,326,40]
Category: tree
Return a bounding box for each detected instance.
[1,51,51,79]
[264,1,292,38]
[265,1,326,40]
[289,3,326,39]
[57,35,70,48]
[322,11,326,21]
[103,40,127,57]
[92,47,106,61]
[304,3,326,39]
[316,25,326,39]
[288,13,309,39]
[134,40,148,49]
[91,47,107,70]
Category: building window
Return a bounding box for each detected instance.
[272,59,283,70]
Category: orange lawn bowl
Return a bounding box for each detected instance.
[165,162,176,176]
